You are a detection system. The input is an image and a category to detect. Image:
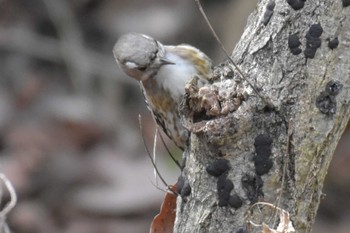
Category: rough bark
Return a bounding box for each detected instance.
[174,0,350,232]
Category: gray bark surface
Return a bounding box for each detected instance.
[174,1,350,232]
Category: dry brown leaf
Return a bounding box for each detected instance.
[150,185,177,233]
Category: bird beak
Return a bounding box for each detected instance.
[160,58,175,65]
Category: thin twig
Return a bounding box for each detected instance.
[194,0,273,109]
[157,129,181,169]
[272,120,293,225]
[138,115,168,188]
[0,174,17,218]
[153,128,159,185]
[150,180,167,193]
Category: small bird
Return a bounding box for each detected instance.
[113,33,212,150]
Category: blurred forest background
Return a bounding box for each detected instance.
[0,0,349,232]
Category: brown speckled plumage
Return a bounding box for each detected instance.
[113,33,212,150]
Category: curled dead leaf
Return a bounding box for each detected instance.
[150,185,177,233]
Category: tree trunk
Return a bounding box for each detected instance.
[174,0,350,232]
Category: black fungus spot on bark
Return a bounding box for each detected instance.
[267,1,276,10]
[308,24,323,37]
[256,145,272,158]
[263,1,275,26]
[343,0,350,7]
[181,182,191,198]
[326,80,343,96]
[328,37,339,49]
[306,36,322,48]
[176,174,185,194]
[217,174,234,192]
[218,190,230,202]
[254,156,273,176]
[288,33,302,55]
[206,158,230,177]
[228,194,243,209]
[304,45,319,58]
[241,174,264,203]
[286,0,306,10]
[315,91,337,115]
[253,134,273,176]
[217,174,234,207]
[176,174,191,199]
[218,198,229,207]
[291,47,302,55]
[253,134,273,175]
[288,34,301,48]
[218,185,230,207]
[236,227,247,233]
[304,23,323,58]
[315,80,342,116]
[254,134,273,147]
[263,11,273,26]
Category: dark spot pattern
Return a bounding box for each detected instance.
[217,175,234,192]
[316,92,337,115]
[263,1,275,26]
[236,227,247,233]
[308,24,323,37]
[286,0,306,10]
[254,134,273,146]
[253,134,273,175]
[242,174,264,203]
[304,23,323,58]
[217,174,234,207]
[181,183,191,198]
[343,0,350,7]
[176,174,185,194]
[288,33,302,55]
[254,155,273,175]
[206,158,243,209]
[206,158,230,177]
[328,37,339,49]
[326,80,343,96]
[177,174,191,199]
[228,194,243,209]
[316,80,343,115]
